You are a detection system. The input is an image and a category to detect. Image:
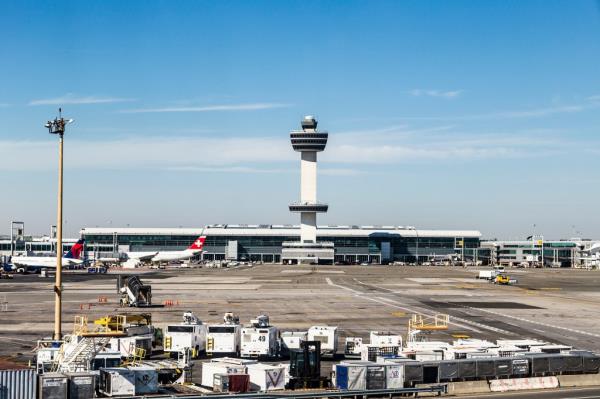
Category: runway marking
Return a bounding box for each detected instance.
[325,278,483,334]
[464,305,600,339]
[352,278,600,339]
[351,279,513,335]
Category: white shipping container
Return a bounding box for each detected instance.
[201,362,246,388]
[246,363,286,391]
[335,364,367,390]
[99,368,135,397]
[307,326,338,354]
[385,364,404,389]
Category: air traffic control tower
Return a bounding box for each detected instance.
[282,116,334,264]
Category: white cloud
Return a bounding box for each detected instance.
[119,103,291,113]
[0,127,589,173]
[587,95,600,102]
[29,94,135,106]
[410,89,463,98]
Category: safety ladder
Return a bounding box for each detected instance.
[57,336,111,372]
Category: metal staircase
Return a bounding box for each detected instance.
[57,336,111,372]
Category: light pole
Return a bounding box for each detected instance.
[45,108,73,340]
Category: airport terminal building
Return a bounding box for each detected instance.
[80,225,485,264]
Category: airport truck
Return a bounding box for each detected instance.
[164,311,207,358]
[240,315,279,358]
[307,326,338,357]
[206,313,242,356]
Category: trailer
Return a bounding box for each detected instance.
[164,311,207,358]
[240,315,279,358]
[307,326,338,356]
[206,313,242,356]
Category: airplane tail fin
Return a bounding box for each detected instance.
[65,239,85,259]
[188,236,206,251]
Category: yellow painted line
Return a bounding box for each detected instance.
[540,287,561,291]
[391,311,406,317]
[525,290,539,295]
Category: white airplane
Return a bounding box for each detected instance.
[10,239,85,273]
[126,236,206,264]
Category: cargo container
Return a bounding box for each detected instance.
[378,358,423,387]
[0,369,37,399]
[129,365,158,394]
[38,372,68,399]
[570,351,600,373]
[366,364,386,389]
[64,372,96,399]
[475,358,496,378]
[457,359,477,379]
[201,362,247,388]
[437,360,459,381]
[281,332,307,355]
[384,364,404,389]
[307,326,338,356]
[564,354,584,373]
[494,358,513,377]
[335,364,366,390]
[511,358,529,376]
[246,363,285,391]
[525,353,551,375]
[422,363,439,384]
[213,373,250,393]
[99,368,136,397]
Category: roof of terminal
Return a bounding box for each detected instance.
[81,225,481,238]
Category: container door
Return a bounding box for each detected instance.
[385,365,404,389]
[347,366,367,390]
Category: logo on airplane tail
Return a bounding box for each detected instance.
[65,239,85,259]
[189,236,206,250]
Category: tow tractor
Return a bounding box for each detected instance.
[493,273,517,285]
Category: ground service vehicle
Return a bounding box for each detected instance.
[207,313,242,356]
[287,341,331,390]
[164,311,207,358]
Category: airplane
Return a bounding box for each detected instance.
[125,236,206,264]
[10,239,85,273]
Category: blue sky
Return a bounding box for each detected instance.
[1,0,599,239]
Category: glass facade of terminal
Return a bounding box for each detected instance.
[82,231,486,264]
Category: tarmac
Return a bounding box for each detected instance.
[1,264,600,362]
